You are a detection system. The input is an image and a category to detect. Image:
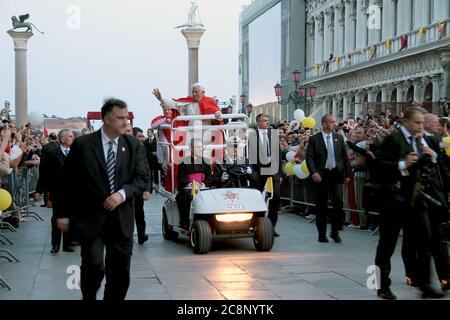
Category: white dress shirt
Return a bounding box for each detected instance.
[60,145,70,157]
[321,131,336,169]
[101,127,126,201]
[398,126,436,171]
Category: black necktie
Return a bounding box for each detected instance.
[106,141,116,194]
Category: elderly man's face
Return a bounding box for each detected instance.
[192,87,205,101]
[163,108,172,118]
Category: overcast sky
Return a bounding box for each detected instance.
[0,0,250,130]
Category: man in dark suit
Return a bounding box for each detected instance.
[306,114,351,243]
[402,113,450,292]
[248,114,281,236]
[131,127,152,245]
[35,129,75,254]
[372,107,445,300]
[143,128,159,191]
[57,98,150,301]
[36,132,59,207]
[212,136,258,188]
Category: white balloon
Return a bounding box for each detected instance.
[28,111,44,126]
[293,165,303,178]
[293,109,305,122]
[286,151,296,162]
[294,164,309,179]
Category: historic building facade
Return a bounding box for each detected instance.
[240,0,450,122]
[305,0,450,120]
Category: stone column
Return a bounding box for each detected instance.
[368,87,378,103]
[181,27,206,94]
[368,0,382,45]
[431,75,442,114]
[413,78,425,102]
[345,0,357,52]
[395,82,406,114]
[434,0,450,23]
[343,94,350,120]
[382,0,395,40]
[332,95,338,116]
[335,2,345,56]
[322,96,330,116]
[323,8,332,58]
[414,0,430,28]
[307,19,315,68]
[403,0,413,33]
[355,91,364,118]
[440,46,450,99]
[381,86,389,102]
[314,15,323,64]
[359,0,369,48]
[7,31,33,128]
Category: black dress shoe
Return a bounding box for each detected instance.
[421,287,445,299]
[63,247,75,253]
[377,289,397,300]
[138,234,149,245]
[330,233,342,243]
[318,236,329,243]
[273,230,280,237]
[50,246,59,255]
[71,241,80,247]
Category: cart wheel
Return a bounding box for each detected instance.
[162,208,178,240]
[190,220,212,254]
[253,217,274,251]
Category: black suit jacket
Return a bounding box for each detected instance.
[248,128,281,178]
[43,147,66,205]
[36,141,59,193]
[60,130,150,239]
[212,157,259,188]
[143,137,158,170]
[305,132,351,181]
[373,130,446,207]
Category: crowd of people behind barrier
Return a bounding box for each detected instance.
[273,104,450,235]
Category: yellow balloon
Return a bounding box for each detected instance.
[301,117,316,129]
[284,162,295,176]
[0,189,12,212]
[301,160,310,175]
[443,137,450,157]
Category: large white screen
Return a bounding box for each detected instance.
[248,2,281,107]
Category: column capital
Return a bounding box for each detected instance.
[181,28,206,49]
[7,31,34,50]
[359,0,369,11]
[430,74,442,83]
[413,78,424,87]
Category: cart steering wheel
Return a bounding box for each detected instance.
[226,164,249,177]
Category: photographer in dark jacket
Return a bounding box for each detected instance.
[373,107,446,300]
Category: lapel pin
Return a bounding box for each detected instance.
[122,147,125,152]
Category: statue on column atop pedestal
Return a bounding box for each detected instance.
[9,13,45,34]
[175,1,204,29]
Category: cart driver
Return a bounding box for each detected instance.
[213,136,258,189]
[175,138,213,229]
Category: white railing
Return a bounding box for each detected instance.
[305,19,450,80]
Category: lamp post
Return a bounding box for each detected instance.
[240,94,247,114]
[274,70,317,121]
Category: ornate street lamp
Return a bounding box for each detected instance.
[274,70,318,119]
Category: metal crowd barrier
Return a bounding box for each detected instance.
[0,166,44,291]
[279,173,380,235]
